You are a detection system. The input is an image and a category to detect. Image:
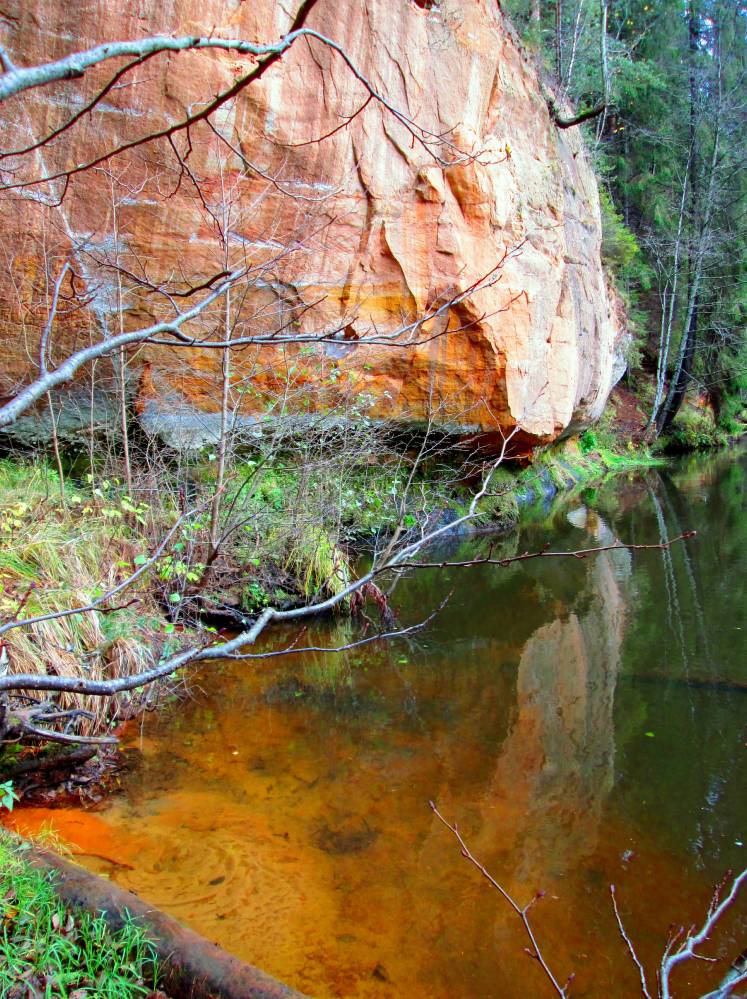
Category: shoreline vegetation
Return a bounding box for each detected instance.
[0,427,741,999]
[0,832,162,998]
[0,392,735,761]
[0,393,742,996]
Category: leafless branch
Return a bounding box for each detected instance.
[0,266,247,429]
[222,597,448,661]
[609,870,747,999]
[14,723,118,746]
[379,532,697,575]
[38,261,71,375]
[0,3,475,195]
[552,100,607,128]
[429,801,573,997]
[610,884,653,999]
[0,53,160,160]
[660,869,747,999]
[0,7,318,102]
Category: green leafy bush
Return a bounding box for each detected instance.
[667,409,728,451]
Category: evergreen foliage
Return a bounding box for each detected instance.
[506,0,747,437]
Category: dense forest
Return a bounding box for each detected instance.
[508,0,747,441]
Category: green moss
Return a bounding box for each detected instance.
[662,407,730,452]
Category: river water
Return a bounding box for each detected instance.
[9,448,747,998]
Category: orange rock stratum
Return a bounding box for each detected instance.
[0,0,626,451]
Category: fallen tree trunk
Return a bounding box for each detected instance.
[1,746,98,780]
[22,843,307,999]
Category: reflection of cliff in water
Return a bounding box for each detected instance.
[6,451,746,999]
[472,509,632,885]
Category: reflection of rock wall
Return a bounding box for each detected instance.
[0,0,624,449]
[479,509,630,884]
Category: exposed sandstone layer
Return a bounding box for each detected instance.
[0,0,625,451]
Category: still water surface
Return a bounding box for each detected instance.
[11,449,747,997]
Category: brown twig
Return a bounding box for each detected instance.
[429,801,573,997]
[382,531,697,575]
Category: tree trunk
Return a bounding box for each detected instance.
[657,292,699,435]
[645,164,689,436]
[655,2,722,435]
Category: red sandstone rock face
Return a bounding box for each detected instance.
[0,0,625,451]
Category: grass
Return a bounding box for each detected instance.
[0,833,160,997]
[0,461,170,735]
[284,525,351,602]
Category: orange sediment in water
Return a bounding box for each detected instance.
[5,455,747,997]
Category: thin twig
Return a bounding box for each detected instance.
[380,532,697,575]
[660,869,747,999]
[610,884,653,999]
[429,801,572,997]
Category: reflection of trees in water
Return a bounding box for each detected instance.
[649,484,690,671]
[618,451,747,870]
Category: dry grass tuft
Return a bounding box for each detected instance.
[0,461,166,736]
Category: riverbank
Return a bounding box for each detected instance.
[0,831,163,997]
[0,427,665,773]
[0,829,306,999]
[4,444,743,999]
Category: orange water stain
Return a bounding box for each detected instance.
[4,806,137,871]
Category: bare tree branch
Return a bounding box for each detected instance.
[38,261,71,375]
[0,266,247,429]
[429,801,573,997]
[0,7,474,195]
[379,531,697,575]
[610,884,653,999]
[660,869,747,999]
[551,100,607,128]
[0,5,319,103]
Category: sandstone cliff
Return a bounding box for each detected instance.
[0,0,625,451]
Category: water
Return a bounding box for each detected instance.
[9,449,747,998]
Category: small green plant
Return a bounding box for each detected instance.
[242,580,270,610]
[579,429,598,454]
[285,526,350,601]
[0,780,18,811]
[0,834,160,996]
[157,555,205,584]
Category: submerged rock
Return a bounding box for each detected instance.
[310,816,379,856]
